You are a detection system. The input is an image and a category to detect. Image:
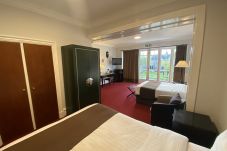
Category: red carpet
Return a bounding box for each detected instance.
[101,82,150,124]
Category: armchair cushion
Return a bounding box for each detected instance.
[157,95,172,104]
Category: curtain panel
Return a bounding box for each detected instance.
[173,44,187,83]
[123,49,139,83]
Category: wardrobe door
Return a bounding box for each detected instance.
[61,47,79,115]
[23,43,59,129]
[87,50,100,103]
[76,48,100,108]
[0,41,33,144]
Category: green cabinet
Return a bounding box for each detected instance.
[61,45,100,115]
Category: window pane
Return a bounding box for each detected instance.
[139,50,148,79]
[160,48,171,81]
[149,50,158,80]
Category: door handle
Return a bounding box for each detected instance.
[22,88,26,92]
[31,87,36,90]
[86,78,93,86]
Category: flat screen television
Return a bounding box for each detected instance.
[112,58,122,65]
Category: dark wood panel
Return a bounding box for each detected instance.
[23,43,59,129]
[61,46,79,115]
[0,41,33,145]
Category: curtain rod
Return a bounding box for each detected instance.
[121,44,190,51]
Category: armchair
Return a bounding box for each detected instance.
[151,95,186,130]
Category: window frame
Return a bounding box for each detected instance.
[139,46,176,82]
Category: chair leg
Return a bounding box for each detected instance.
[127,93,133,98]
[127,92,135,98]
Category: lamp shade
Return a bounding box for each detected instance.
[175,60,189,68]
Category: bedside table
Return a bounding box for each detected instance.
[172,110,218,148]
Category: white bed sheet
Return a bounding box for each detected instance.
[135,81,187,100]
[188,143,210,151]
[72,113,189,151]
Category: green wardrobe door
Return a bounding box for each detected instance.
[75,48,100,108]
[61,46,79,115]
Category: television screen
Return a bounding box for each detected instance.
[112,58,122,65]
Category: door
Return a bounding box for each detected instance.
[149,49,159,80]
[23,43,59,129]
[75,47,100,108]
[160,48,172,81]
[61,47,79,115]
[139,50,148,80]
[0,41,33,144]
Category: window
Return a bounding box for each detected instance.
[139,50,148,80]
[139,46,176,82]
[149,50,158,80]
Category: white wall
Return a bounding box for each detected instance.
[218,79,227,131]
[92,44,117,73]
[0,4,91,117]
[195,0,227,132]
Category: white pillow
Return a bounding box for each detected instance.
[210,130,227,151]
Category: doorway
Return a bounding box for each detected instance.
[91,5,206,112]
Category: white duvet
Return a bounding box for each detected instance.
[135,81,187,100]
[72,113,191,151]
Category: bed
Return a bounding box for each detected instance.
[135,81,187,105]
[0,103,215,151]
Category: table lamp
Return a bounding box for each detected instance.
[175,60,189,83]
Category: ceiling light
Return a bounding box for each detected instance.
[134,36,141,39]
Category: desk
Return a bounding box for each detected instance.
[100,73,115,86]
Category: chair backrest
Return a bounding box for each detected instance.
[151,101,186,130]
[151,103,175,129]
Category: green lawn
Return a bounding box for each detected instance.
[139,55,172,81]
[139,70,169,81]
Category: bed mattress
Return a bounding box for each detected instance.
[135,81,187,100]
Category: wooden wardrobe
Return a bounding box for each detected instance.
[61,45,100,115]
[0,41,59,145]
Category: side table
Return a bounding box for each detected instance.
[172,110,218,148]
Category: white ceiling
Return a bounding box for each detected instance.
[0,0,177,28]
[93,24,193,48]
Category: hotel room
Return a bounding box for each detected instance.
[0,0,226,151]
